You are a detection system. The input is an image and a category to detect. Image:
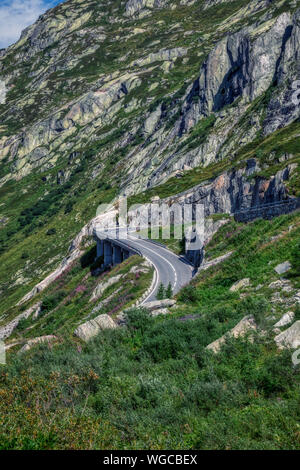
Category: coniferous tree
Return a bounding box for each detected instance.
[166,282,173,298]
[157,283,165,300]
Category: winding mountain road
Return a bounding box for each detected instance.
[127,235,194,303]
[96,228,195,302]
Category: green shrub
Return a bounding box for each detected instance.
[46,228,57,236]
[41,291,66,313]
[80,246,97,269]
[178,284,198,302]
[125,307,153,334]
[239,295,269,326]
[64,201,74,214]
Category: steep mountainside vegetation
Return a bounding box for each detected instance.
[1,211,299,449]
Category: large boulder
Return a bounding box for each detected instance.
[274,261,291,275]
[74,314,117,341]
[229,278,250,292]
[274,321,300,350]
[143,299,176,311]
[206,315,257,353]
[150,307,170,317]
[274,311,295,328]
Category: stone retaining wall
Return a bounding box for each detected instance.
[234,198,300,223]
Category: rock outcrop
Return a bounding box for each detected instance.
[229,278,250,292]
[274,321,300,349]
[158,160,297,217]
[204,0,234,8]
[90,275,123,302]
[0,302,41,340]
[274,311,295,328]
[143,299,176,310]
[200,251,233,271]
[0,3,299,196]
[125,0,169,17]
[181,11,298,134]
[19,335,57,353]
[1,73,141,180]
[74,314,118,341]
[132,48,187,67]
[0,80,7,105]
[268,279,293,291]
[206,315,257,353]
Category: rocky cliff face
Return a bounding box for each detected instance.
[164,159,297,216]
[0,80,6,105]
[0,0,299,190]
[120,5,300,193]
[181,11,294,131]
[0,0,299,316]
[125,0,170,17]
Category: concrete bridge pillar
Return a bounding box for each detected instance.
[122,249,130,261]
[97,239,104,258]
[104,240,113,266]
[113,244,122,265]
[186,247,204,267]
[185,228,204,267]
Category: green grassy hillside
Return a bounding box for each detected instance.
[1,211,299,450]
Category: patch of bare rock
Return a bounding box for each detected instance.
[142,299,176,310]
[229,278,250,292]
[200,251,233,271]
[274,311,295,328]
[90,275,123,302]
[74,314,117,342]
[274,261,291,275]
[19,335,57,353]
[0,302,42,340]
[274,321,300,350]
[75,299,177,341]
[206,315,257,353]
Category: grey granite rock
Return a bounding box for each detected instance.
[74,314,118,341]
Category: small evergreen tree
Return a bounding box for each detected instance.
[157,283,165,300]
[64,201,74,214]
[166,282,173,299]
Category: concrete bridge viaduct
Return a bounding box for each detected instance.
[94,228,204,269]
[96,236,140,266]
[94,197,300,270]
[93,229,197,301]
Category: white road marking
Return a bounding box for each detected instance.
[140,255,160,305]
[129,236,178,290]
[97,230,192,304]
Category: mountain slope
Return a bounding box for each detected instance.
[1,210,299,450]
[0,0,299,326]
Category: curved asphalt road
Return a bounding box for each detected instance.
[98,229,195,303]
